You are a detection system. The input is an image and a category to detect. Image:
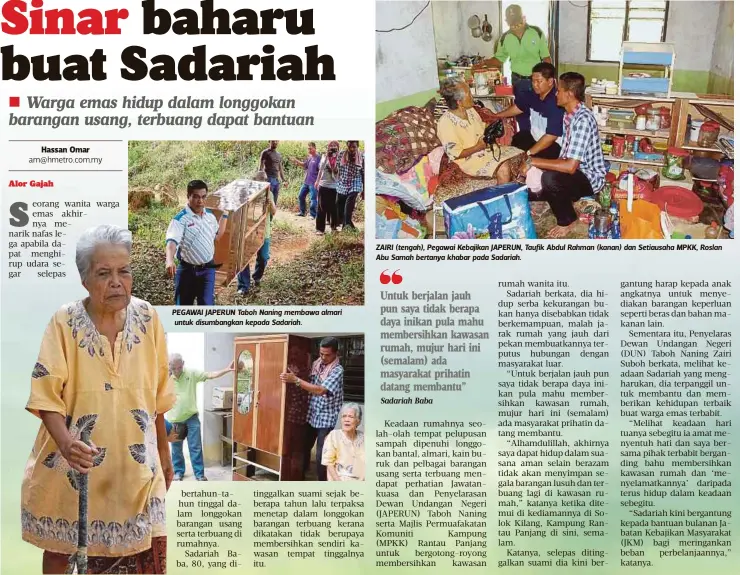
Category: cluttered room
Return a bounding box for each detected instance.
[375,1,734,240]
[203,333,365,482]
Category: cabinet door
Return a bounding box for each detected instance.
[253,340,287,455]
[232,343,257,446]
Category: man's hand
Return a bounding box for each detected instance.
[280,370,298,385]
[160,449,174,490]
[60,438,99,475]
[165,259,176,278]
[228,360,235,371]
[520,160,531,177]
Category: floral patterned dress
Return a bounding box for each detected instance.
[21,297,175,557]
[322,430,365,481]
[437,107,521,178]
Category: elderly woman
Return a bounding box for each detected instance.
[321,403,365,482]
[437,77,520,182]
[21,224,175,574]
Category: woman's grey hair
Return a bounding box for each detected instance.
[340,402,363,424]
[75,224,132,281]
[440,76,466,110]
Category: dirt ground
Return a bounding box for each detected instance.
[214,209,365,305]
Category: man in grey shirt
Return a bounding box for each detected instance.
[259,140,286,203]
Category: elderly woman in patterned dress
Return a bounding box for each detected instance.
[437,77,521,182]
[322,403,365,482]
[21,224,175,574]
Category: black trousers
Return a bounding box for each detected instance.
[316,186,338,232]
[304,425,332,481]
[336,192,359,229]
[539,170,594,227]
[512,131,561,160]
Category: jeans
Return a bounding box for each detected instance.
[336,192,359,229]
[304,425,332,481]
[512,131,562,160]
[170,414,205,479]
[237,238,271,292]
[316,186,338,232]
[512,73,533,98]
[268,176,280,204]
[175,265,216,305]
[539,169,594,227]
[298,183,318,217]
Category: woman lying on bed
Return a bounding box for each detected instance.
[437,77,522,183]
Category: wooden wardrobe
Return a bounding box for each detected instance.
[204,179,269,289]
[231,335,312,481]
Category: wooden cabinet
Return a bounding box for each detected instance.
[673,97,734,160]
[231,335,312,481]
[204,179,270,288]
[585,93,678,169]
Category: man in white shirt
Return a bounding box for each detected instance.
[165,180,228,305]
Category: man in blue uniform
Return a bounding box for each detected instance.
[165,180,229,305]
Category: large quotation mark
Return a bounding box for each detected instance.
[380,270,403,285]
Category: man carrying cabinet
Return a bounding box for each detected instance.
[165,179,229,305]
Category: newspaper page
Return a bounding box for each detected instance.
[0,1,737,575]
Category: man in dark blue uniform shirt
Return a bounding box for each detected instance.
[492,62,564,160]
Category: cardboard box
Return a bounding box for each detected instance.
[212,387,234,409]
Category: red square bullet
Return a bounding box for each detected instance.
[9,97,20,107]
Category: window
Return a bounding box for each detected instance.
[588,1,669,62]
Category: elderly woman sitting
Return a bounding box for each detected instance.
[321,403,365,482]
[21,224,175,574]
[437,77,521,182]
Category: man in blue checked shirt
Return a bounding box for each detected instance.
[280,337,344,481]
[165,180,229,305]
[335,141,364,231]
[520,72,606,238]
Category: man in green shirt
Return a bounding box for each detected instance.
[168,353,235,481]
[476,5,551,94]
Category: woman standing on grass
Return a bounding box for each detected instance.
[315,141,340,235]
[336,141,365,231]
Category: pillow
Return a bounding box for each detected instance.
[397,156,435,201]
[376,105,441,174]
[376,169,431,212]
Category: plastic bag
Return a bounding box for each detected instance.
[619,199,663,239]
[443,183,536,239]
[724,203,734,234]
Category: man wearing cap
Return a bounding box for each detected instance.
[475,4,552,95]
[165,179,229,305]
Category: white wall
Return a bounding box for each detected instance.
[167,333,205,422]
[710,0,734,80]
[431,2,499,61]
[202,333,237,466]
[558,0,720,70]
[376,0,439,102]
